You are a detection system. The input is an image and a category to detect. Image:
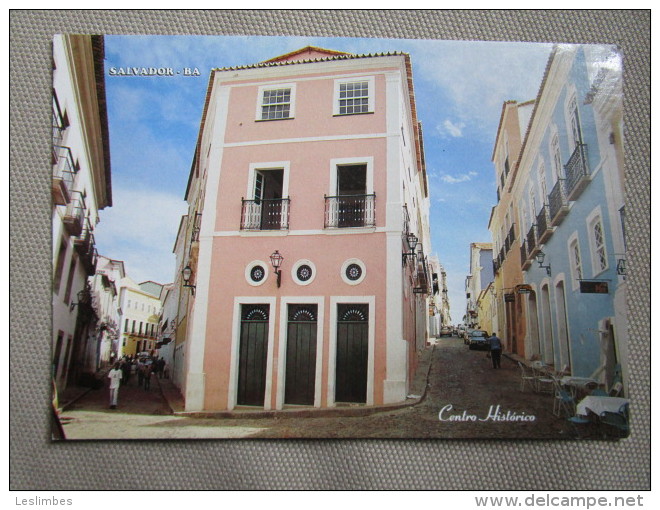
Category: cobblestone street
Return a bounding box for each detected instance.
[61,335,579,440]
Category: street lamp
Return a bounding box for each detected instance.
[535,250,552,276]
[402,233,418,265]
[270,250,284,288]
[182,265,196,296]
[70,285,92,312]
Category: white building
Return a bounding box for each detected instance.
[88,256,124,367]
[116,278,163,358]
[52,34,112,391]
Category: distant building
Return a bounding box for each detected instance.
[51,34,112,391]
[89,256,124,367]
[489,99,535,355]
[176,46,432,411]
[464,242,493,329]
[116,278,163,358]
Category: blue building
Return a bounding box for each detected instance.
[515,45,626,393]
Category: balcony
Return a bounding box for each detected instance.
[324,194,375,229]
[565,143,591,201]
[526,224,540,260]
[414,248,431,294]
[535,205,553,245]
[493,257,500,275]
[241,198,290,231]
[520,241,532,270]
[189,212,202,259]
[62,192,84,237]
[505,224,515,253]
[52,145,75,206]
[548,178,569,226]
[74,220,97,275]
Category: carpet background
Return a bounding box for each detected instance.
[9,10,650,490]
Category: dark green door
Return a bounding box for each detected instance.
[335,304,369,403]
[284,304,318,405]
[237,304,269,406]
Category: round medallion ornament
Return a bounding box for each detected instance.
[346,263,362,281]
[250,265,266,282]
[296,264,313,282]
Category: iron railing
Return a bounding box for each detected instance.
[565,143,590,200]
[526,224,538,258]
[324,194,375,228]
[548,178,569,225]
[52,145,75,205]
[536,204,552,244]
[63,191,85,237]
[241,198,290,230]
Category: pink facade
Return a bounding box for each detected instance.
[181,47,431,412]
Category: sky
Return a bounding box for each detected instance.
[96,34,556,321]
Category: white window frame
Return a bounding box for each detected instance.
[586,206,609,277]
[329,156,374,196]
[246,161,290,199]
[255,83,296,121]
[333,76,375,116]
[567,232,583,290]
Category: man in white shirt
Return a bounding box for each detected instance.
[107,362,123,409]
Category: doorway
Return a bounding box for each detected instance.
[237,304,270,406]
[335,303,369,403]
[284,304,318,406]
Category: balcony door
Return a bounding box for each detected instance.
[253,169,284,230]
[336,164,368,227]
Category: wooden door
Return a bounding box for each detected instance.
[335,304,369,403]
[237,304,269,406]
[284,304,318,405]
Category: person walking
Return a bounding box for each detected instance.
[489,332,502,369]
[143,364,152,391]
[107,362,123,409]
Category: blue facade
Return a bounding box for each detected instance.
[521,47,623,380]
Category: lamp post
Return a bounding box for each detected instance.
[270,250,284,288]
[182,265,196,295]
[535,250,551,276]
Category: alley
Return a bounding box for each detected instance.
[61,335,575,440]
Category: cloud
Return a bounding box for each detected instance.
[437,119,465,138]
[440,171,478,184]
[94,185,188,284]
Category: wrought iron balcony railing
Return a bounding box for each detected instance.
[324,194,376,228]
[63,191,85,237]
[526,224,539,259]
[565,143,590,200]
[536,204,553,245]
[52,145,76,206]
[505,224,515,253]
[520,241,532,270]
[241,198,290,230]
[548,178,569,226]
[74,219,97,275]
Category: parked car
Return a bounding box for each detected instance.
[462,328,473,345]
[468,330,490,350]
[440,326,452,337]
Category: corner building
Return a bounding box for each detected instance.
[180,47,432,411]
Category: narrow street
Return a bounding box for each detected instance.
[61,335,574,440]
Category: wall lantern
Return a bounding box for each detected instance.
[402,233,418,265]
[182,265,196,296]
[270,250,284,288]
[70,285,92,312]
[616,258,626,276]
[535,250,552,276]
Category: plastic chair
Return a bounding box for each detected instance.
[532,361,554,394]
[552,378,575,417]
[609,381,623,397]
[600,402,629,437]
[518,362,536,392]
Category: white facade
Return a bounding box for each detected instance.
[116,277,163,358]
[52,34,111,391]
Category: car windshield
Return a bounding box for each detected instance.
[471,331,487,337]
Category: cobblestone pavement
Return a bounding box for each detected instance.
[61,336,586,440]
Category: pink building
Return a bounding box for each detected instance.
[179,47,431,412]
